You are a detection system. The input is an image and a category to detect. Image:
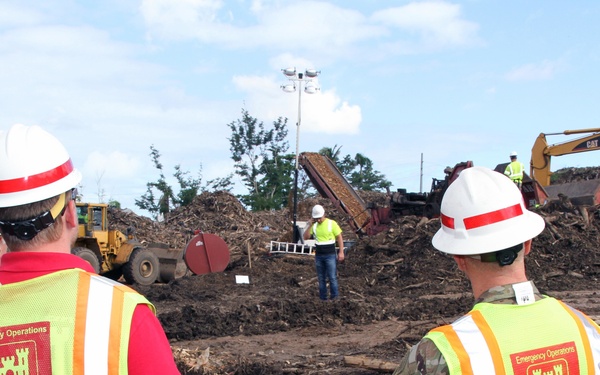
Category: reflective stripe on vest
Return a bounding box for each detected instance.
[425,297,600,374]
[505,161,524,181]
[78,273,130,374]
[0,269,153,374]
[559,300,600,374]
[312,219,335,245]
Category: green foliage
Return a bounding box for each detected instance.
[136,146,173,219]
[135,145,233,220]
[346,153,392,191]
[227,109,294,211]
[319,145,343,163]
[108,200,121,209]
[173,165,200,207]
[207,175,234,192]
[319,145,391,192]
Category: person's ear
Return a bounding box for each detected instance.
[453,255,467,272]
[64,200,78,228]
[523,239,532,256]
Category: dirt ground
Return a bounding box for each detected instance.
[111,170,600,375]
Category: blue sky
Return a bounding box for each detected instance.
[1,1,599,216]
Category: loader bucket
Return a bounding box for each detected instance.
[146,242,187,283]
[184,232,230,275]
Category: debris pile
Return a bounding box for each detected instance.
[108,169,600,374]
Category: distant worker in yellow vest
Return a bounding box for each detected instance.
[304,204,345,300]
[504,151,525,190]
[393,167,600,375]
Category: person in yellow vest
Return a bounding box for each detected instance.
[504,150,525,190]
[303,204,345,300]
[0,124,179,374]
[393,166,600,375]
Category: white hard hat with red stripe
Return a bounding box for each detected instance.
[432,166,544,255]
[0,124,82,207]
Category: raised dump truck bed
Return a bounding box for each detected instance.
[299,152,371,235]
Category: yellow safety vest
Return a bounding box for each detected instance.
[0,269,154,375]
[504,161,525,181]
[311,218,342,245]
[424,297,600,374]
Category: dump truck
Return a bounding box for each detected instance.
[297,152,472,236]
[74,202,230,285]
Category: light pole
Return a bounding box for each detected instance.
[281,67,321,243]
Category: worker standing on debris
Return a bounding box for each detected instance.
[504,151,525,189]
[0,124,179,374]
[393,166,600,375]
[304,204,345,300]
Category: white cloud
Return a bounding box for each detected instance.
[140,0,383,55]
[0,3,44,27]
[505,60,564,81]
[139,0,478,58]
[140,0,225,41]
[84,150,141,179]
[232,73,361,135]
[80,150,143,202]
[371,1,480,48]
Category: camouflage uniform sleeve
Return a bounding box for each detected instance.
[392,338,449,375]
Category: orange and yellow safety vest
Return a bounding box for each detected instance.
[425,297,600,374]
[0,269,153,374]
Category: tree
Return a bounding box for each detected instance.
[347,153,392,191]
[318,145,343,163]
[136,146,176,220]
[319,147,392,192]
[227,109,294,210]
[136,145,208,220]
[173,164,201,207]
[206,175,234,192]
[137,144,236,219]
[108,199,121,209]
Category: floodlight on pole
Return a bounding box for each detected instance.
[281,67,321,243]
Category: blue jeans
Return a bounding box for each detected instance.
[315,254,338,300]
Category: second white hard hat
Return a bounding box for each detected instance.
[0,124,82,207]
[510,151,518,157]
[432,166,544,255]
[312,204,325,219]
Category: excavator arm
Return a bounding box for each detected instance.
[530,128,600,187]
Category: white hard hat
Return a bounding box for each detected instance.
[510,151,518,157]
[312,204,325,219]
[0,124,82,207]
[432,166,544,255]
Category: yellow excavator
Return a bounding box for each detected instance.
[530,128,600,206]
[530,128,600,186]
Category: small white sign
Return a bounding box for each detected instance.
[513,281,535,305]
[235,275,250,284]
